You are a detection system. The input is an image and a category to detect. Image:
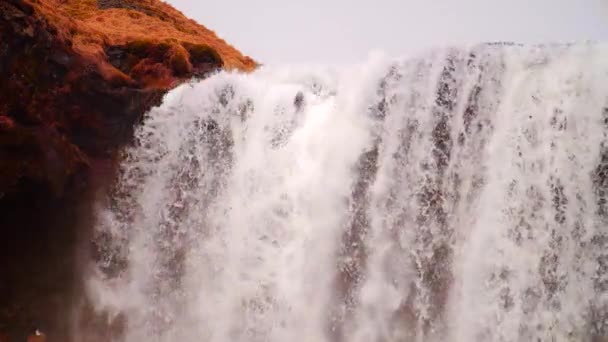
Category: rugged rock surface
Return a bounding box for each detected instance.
[0,0,255,340]
[0,0,255,200]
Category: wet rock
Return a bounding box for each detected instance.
[294,91,305,111]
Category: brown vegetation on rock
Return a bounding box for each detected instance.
[0,0,255,200]
[0,0,255,339]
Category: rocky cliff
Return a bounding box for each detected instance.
[0,0,255,200]
[0,0,255,340]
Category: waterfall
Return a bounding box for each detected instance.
[83,43,608,342]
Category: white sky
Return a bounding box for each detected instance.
[167,0,608,64]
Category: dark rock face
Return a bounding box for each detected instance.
[0,0,253,339]
[1,0,87,197]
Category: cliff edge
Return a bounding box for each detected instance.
[0,1,255,339]
[0,0,255,200]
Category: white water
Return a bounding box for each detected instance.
[84,44,608,342]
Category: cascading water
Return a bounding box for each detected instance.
[82,43,608,342]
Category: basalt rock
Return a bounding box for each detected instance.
[0,0,255,339]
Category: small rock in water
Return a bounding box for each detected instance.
[294,91,305,111]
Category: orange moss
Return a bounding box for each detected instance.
[167,44,192,76]
[130,58,174,88]
[28,0,257,72]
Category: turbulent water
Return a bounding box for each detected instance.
[83,44,608,342]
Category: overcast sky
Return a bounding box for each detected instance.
[167,0,608,64]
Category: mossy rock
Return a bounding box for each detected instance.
[182,42,223,67]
